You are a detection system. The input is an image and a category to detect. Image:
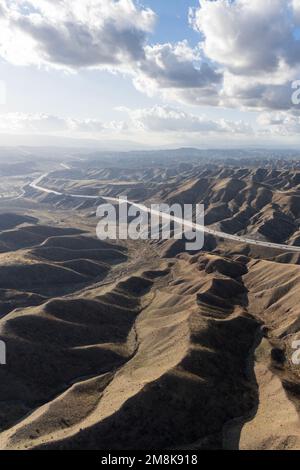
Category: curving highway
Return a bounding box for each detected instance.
[29,172,300,253]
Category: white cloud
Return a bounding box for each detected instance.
[293,0,300,24]
[220,71,296,110]
[0,0,155,69]
[123,105,253,135]
[189,0,300,111]
[133,41,222,103]
[257,111,300,135]
[0,1,223,106]
[0,0,299,116]
[0,107,254,139]
[191,0,297,75]
[0,113,69,132]
[0,112,127,134]
[7,107,300,145]
[130,0,300,111]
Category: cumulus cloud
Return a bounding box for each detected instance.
[257,110,300,135]
[191,0,298,75]
[0,108,254,141]
[293,0,300,24]
[0,112,127,134]
[220,72,296,111]
[122,105,252,135]
[0,0,155,69]
[133,41,222,101]
[0,1,223,105]
[132,0,300,110]
[0,0,299,114]
[189,0,300,110]
[0,113,69,132]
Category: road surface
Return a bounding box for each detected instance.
[29,173,300,253]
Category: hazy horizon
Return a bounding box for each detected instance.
[0,0,299,150]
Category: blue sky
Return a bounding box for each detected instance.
[0,0,201,119]
[0,0,298,148]
[143,0,200,45]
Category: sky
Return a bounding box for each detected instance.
[0,0,299,149]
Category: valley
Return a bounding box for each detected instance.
[0,149,299,450]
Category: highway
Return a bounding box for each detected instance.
[29,173,300,253]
